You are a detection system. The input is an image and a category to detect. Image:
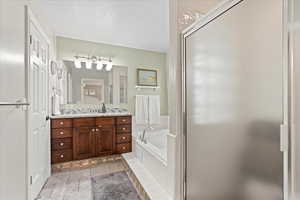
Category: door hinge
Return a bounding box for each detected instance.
[280,124,289,152]
[30,176,33,185]
[30,35,32,45]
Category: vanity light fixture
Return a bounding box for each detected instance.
[73,55,113,70]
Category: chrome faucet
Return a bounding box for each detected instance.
[140,129,147,144]
[139,125,154,144]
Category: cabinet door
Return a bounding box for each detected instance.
[73,127,95,160]
[95,125,115,156]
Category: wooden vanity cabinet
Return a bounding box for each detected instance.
[116,116,132,153]
[51,116,132,164]
[73,127,96,160]
[95,125,115,156]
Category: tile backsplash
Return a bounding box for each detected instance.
[60,104,129,115]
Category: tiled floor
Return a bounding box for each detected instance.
[38,159,142,200]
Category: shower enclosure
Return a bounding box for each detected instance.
[182,0,288,199]
[291,0,300,199]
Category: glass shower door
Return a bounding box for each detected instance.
[291,0,300,198]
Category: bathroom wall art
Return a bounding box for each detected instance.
[137,68,158,87]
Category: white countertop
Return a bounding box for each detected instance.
[51,112,132,119]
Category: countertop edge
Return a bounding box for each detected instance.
[50,113,132,119]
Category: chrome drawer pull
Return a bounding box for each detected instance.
[60,154,64,158]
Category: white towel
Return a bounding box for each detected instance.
[135,95,149,125]
[149,95,160,125]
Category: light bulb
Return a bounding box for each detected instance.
[85,59,92,69]
[74,57,81,69]
[105,60,113,71]
[96,60,103,70]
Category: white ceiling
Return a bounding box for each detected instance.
[32,0,169,52]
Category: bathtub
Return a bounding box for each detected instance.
[132,116,169,163]
[135,128,168,164]
[123,116,174,198]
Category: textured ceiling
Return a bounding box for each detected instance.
[31,0,169,52]
[31,0,222,52]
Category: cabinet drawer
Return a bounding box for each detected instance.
[116,125,131,133]
[51,128,73,139]
[96,117,115,126]
[51,138,72,150]
[116,116,131,125]
[117,134,132,144]
[51,149,73,164]
[51,119,72,128]
[73,118,95,127]
[116,143,131,154]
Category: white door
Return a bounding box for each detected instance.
[28,19,50,200]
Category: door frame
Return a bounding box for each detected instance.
[25,6,51,200]
[180,0,290,199]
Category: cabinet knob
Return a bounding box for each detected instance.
[60,131,64,135]
[60,121,64,125]
[122,147,126,150]
[60,143,64,146]
[122,119,126,122]
[98,125,102,128]
[122,137,126,140]
[92,129,95,132]
[122,127,126,130]
[60,154,64,158]
[96,128,99,131]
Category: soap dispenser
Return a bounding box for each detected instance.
[102,103,107,113]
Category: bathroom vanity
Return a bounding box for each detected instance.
[50,115,132,164]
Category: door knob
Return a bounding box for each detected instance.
[46,116,50,121]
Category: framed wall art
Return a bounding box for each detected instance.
[137,68,158,87]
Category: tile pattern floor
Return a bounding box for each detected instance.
[38,159,147,200]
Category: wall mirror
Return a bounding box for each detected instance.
[62,60,128,106]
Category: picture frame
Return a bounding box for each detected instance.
[137,68,158,87]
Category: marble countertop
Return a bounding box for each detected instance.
[51,112,132,119]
